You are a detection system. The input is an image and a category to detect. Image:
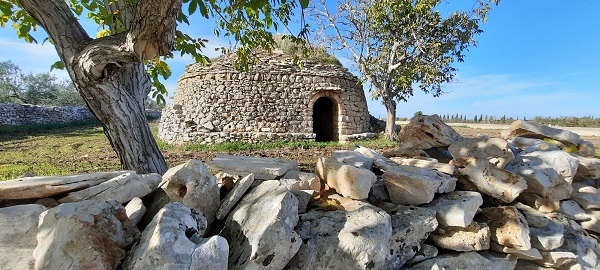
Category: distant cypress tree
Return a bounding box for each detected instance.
[473,115,478,122]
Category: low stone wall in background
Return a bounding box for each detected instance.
[0,103,161,126]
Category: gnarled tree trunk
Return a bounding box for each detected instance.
[384,98,398,141]
[17,0,178,174]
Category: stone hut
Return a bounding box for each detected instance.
[158,51,372,145]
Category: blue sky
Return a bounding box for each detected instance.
[1,1,599,119]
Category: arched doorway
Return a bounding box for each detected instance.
[313,97,337,141]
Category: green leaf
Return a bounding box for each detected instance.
[299,0,309,9]
[50,60,65,71]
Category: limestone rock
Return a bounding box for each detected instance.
[291,190,317,214]
[502,120,581,147]
[549,213,600,269]
[430,222,491,251]
[208,154,298,180]
[455,157,527,203]
[125,197,146,225]
[286,201,392,270]
[510,137,557,151]
[123,202,228,270]
[331,150,373,170]
[34,200,139,270]
[449,137,515,168]
[490,242,542,260]
[369,178,390,201]
[407,244,438,265]
[578,140,597,158]
[161,160,220,224]
[216,173,254,220]
[396,114,463,156]
[425,191,483,227]
[505,149,578,201]
[58,172,161,204]
[382,163,457,205]
[405,251,517,270]
[479,206,531,250]
[517,192,560,213]
[572,182,600,210]
[537,251,577,268]
[386,205,438,268]
[559,200,591,221]
[220,180,301,270]
[515,204,564,251]
[0,204,47,270]
[0,171,130,200]
[575,155,600,181]
[280,170,320,191]
[391,157,455,175]
[580,209,600,234]
[355,146,397,168]
[316,157,376,200]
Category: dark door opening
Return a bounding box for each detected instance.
[313,97,336,142]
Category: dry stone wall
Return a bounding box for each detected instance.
[158,51,372,145]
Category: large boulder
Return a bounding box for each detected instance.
[0,204,47,270]
[122,202,228,270]
[449,137,515,168]
[382,163,457,205]
[220,180,301,270]
[479,206,531,251]
[424,191,483,227]
[286,200,392,270]
[455,157,527,203]
[34,200,139,270]
[575,155,600,181]
[316,157,376,200]
[161,160,220,224]
[502,120,581,147]
[396,114,463,156]
[58,172,162,204]
[208,154,298,180]
[0,171,130,200]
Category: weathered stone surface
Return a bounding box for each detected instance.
[425,191,483,227]
[559,200,591,221]
[575,155,600,181]
[286,201,392,270]
[516,204,564,251]
[216,173,254,220]
[580,209,600,234]
[396,114,463,156]
[291,190,316,214]
[386,205,438,268]
[549,213,600,269]
[0,171,130,200]
[578,140,597,158]
[34,200,139,270]
[479,206,531,250]
[449,137,515,168]
[506,149,578,201]
[455,157,527,203]
[405,251,517,270]
[510,137,557,151]
[572,182,600,210]
[502,120,581,147]
[125,197,146,225]
[161,160,220,224]
[355,146,398,168]
[369,178,390,201]
[123,202,228,270]
[220,180,301,270]
[0,204,47,270]
[407,244,438,265]
[58,172,161,204]
[208,154,298,180]
[331,150,373,170]
[391,157,455,175]
[430,222,491,251]
[514,260,554,270]
[280,170,320,191]
[382,163,457,205]
[490,242,542,260]
[517,192,560,213]
[316,157,376,200]
[537,251,577,268]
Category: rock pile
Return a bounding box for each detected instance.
[1,116,600,269]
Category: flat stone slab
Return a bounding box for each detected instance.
[0,204,47,270]
[58,172,161,204]
[216,173,254,220]
[425,191,483,227]
[391,157,455,175]
[502,120,581,146]
[208,154,298,180]
[0,171,132,200]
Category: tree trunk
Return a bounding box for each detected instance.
[17,0,178,175]
[384,99,397,141]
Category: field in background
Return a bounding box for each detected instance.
[1,121,598,180]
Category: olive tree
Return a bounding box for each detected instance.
[0,0,307,174]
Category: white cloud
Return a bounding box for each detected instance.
[0,37,68,78]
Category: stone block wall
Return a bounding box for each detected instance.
[158,51,372,144]
[0,103,96,125]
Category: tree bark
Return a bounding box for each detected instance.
[17,0,176,174]
[384,98,397,141]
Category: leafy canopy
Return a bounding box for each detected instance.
[0,0,309,104]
